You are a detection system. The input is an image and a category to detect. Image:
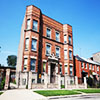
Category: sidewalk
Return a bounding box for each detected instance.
[0,89,47,100]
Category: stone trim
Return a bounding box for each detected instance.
[30,56,37,59]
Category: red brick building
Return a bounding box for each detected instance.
[16,5,74,88]
[74,55,100,83]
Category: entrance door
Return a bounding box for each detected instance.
[50,63,55,83]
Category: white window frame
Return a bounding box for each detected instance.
[69,50,72,60]
[64,49,67,59]
[81,62,84,69]
[89,64,91,70]
[46,43,51,56]
[92,65,94,70]
[55,46,60,58]
[97,66,99,71]
[70,65,73,76]
[25,38,29,50]
[65,65,68,74]
[31,38,37,51]
[69,35,72,45]
[27,19,30,30]
[46,27,51,39]
[64,35,67,44]
[30,59,36,72]
[85,63,87,69]
[55,31,60,42]
[33,20,38,31]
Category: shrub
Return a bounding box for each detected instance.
[87,77,93,88]
[61,85,65,88]
[26,84,28,89]
[0,77,6,90]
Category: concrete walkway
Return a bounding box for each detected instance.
[0,89,47,100]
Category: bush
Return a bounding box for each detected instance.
[13,80,16,84]
[26,84,28,89]
[61,85,65,88]
[0,77,6,90]
[87,77,93,88]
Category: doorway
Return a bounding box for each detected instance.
[50,63,56,83]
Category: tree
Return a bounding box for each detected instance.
[7,55,17,67]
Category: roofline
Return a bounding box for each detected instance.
[93,51,100,55]
[75,55,100,66]
[26,5,72,26]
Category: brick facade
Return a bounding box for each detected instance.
[74,55,100,83]
[16,5,74,86]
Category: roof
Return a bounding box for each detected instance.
[93,51,100,55]
[75,55,100,66]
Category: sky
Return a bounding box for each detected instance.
[0,0,100,66]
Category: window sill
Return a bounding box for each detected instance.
[31,70,35,72]
[25,49,28,51]
[46,54,50,57]
[31,49,37,52]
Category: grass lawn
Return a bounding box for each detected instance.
[76,89,100,93]
[34,90,81,96]
[0,92,3,95]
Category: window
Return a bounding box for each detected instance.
[92,65,94,70]
[27,19,30,29]
[70,66,73,76]
[69,36,72,45]
[22,78,26,85]
[42,79,44,83]
[30,59,36,72]
[25,38,29,50]
[64,35,67,44]
[46,44,51,55]
[46,28,51,38]
[69,50,72,60]
[43,63,46,72]
[97,66,99,71]
[56,32,60,41]
[56,47,60,57]
[89,64,91,70]
[65,65,68,74]
[81,62,84,68]
[85,63,87,69]
[60,65,62,74]
[33,20,38,31]
[24,58,27,71]
[64,49,67,59]
[31,39,37,51]
[32,79,35,84]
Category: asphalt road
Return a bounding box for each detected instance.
[49,94,100,100]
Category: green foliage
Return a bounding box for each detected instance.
[87,76,94,88]
[0,77,5,90]
[26,84,28,89]
[13,80,16,84]
[0,92,3,95]
[7,55,17,67]
[61,85,65,88]
[77,89,100,93]
[34,90,81,96]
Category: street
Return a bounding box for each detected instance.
[49,94,100,100]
